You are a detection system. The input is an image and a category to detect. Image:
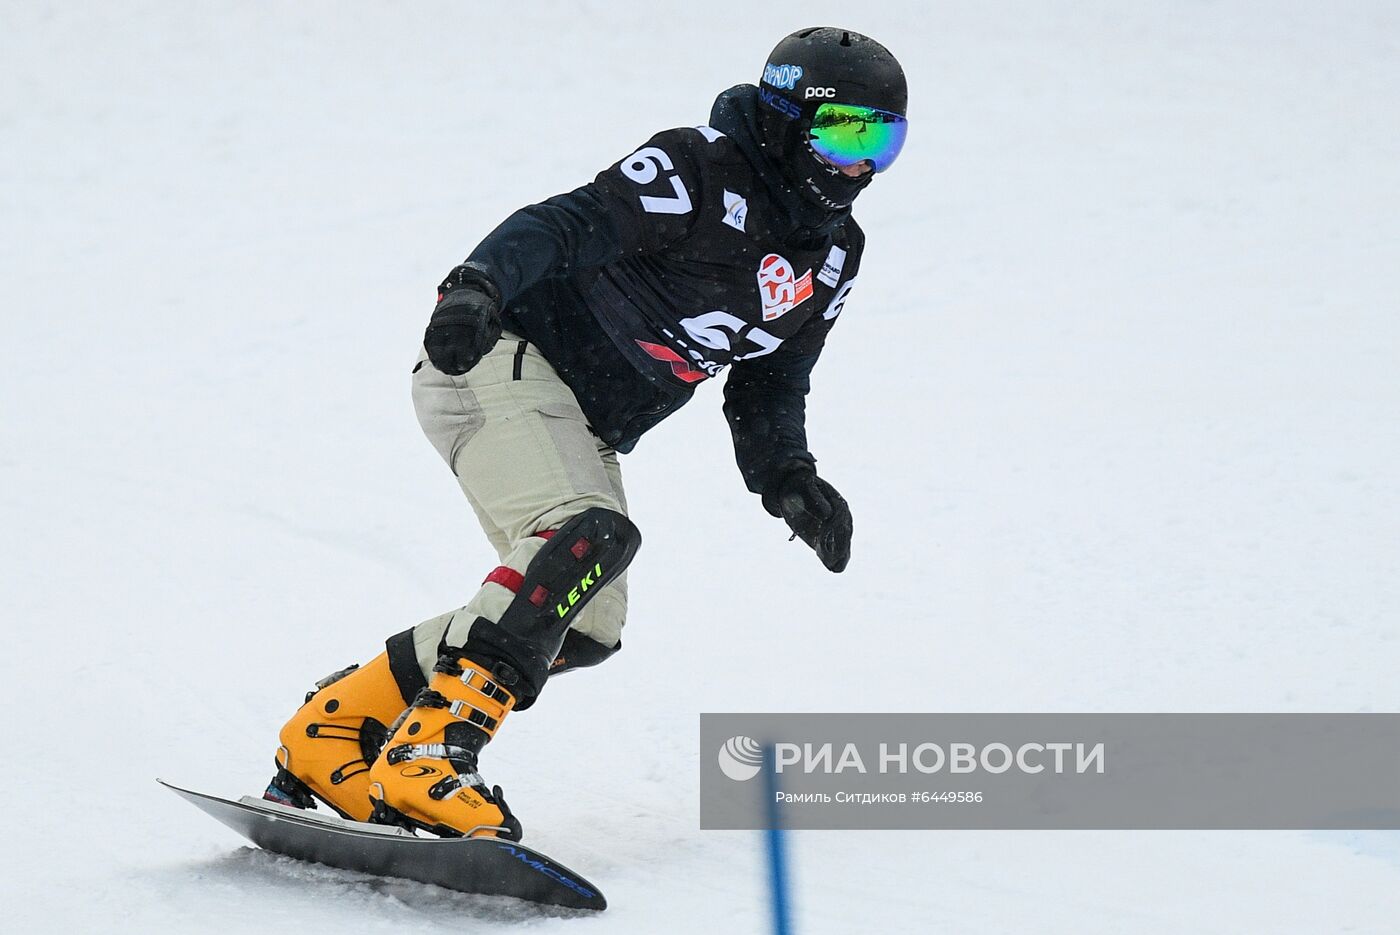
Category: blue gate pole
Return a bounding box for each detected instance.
[762,743,793,935]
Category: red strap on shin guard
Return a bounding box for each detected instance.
[483,529,558,594]
[483,566,525,592]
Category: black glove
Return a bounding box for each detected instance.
[424,264,503,376]
[764,469,852,573]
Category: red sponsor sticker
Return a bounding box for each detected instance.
[757,253,814,321]
[635,340,708,383]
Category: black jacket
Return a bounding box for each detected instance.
[461,84,864,496]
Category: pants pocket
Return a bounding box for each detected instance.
[536,400,613,496]
[412,359,487,474]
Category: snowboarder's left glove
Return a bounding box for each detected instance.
[765,468,852,573]
[424,263,503,376]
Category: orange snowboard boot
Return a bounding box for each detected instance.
[264,652,410,821]
[366,651,522,840]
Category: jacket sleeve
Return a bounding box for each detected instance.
[724,224,863,501]
[722,315,835,499]
[462,128,706,303]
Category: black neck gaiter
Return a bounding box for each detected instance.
[709,84,851,247]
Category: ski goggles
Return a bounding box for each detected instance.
[807,103,908,173]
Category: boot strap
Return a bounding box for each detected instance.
[428,769,487,801]
[386,742,476,764]
[455,666,513,707]
[446,698,501,733]
[414,691,503,735]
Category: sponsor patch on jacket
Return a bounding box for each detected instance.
[817,244,847,287]
[757,253,814,322]
[722,190,748,232]
[634,339,708,383]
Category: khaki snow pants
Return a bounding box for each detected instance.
[405,331,628,680]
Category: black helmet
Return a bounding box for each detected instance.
[757,27,908,209]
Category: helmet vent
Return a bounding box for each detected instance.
[841,31,851,46]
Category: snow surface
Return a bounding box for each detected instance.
[3,1,1399,932]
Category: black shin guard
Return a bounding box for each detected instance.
[462,507,640,706]
[549,630,622,677]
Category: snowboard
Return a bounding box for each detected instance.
[160,779,606,911]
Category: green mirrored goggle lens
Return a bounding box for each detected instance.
[808,103,908,173]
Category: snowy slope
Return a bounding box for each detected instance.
[3,1,1399,932]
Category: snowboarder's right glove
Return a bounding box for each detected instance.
[424,263,503,376]
[764,468,852,573]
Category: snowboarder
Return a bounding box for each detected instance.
[265,26,908,841]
